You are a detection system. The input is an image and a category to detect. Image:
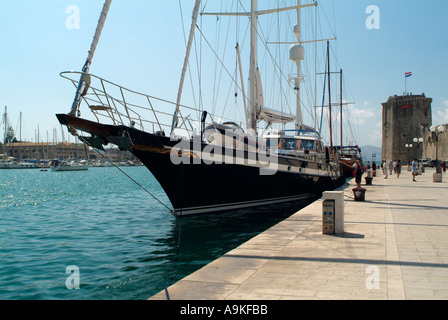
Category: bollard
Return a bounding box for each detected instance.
[433,173,443,183]
[365,169,373,185]
[352,187,366,201]
[322,191,344,235]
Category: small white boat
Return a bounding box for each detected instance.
[0,160,39,169]
[50,160,88,172]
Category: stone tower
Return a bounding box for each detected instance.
[382,94,432,164]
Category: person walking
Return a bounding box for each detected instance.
[371,161,377,177]
[411,159,418,182]
[396,160,401,178]
[389,160,393,175]
[353,160,363,188]
[382,160,388,179]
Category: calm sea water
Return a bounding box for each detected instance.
[0,166,309,300]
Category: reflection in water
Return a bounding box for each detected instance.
[0,167,316,300]
[150,199,315,294]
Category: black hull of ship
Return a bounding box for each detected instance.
[57,114,345,216]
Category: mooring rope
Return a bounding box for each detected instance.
[90,144,183,301]
[76,135,182,300]
[90,146,175,214]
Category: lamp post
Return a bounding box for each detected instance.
[405,143,413,170]
[405,143,413,159]
[413,137,424,150]
[413,137,424,171]
[430,125,445,182]
[430,126,445,171]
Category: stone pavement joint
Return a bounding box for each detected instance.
[150,168,448,300]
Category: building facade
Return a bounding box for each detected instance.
[2,142,91,160]
[2,141,135,162]
[422,124,448,163]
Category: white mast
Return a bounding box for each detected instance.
[248,0,259,135]
[19,112,22,161]
[3,106,6,145]
[236,44,249,129]
[69,0,112,117]
[2,107,7,157]
[289,0,305,130]
[171,0,202,136]
[201,2,316,133]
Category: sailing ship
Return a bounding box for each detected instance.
[337,145,363,177]
[56,0,346,216]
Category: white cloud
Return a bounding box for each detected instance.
[339,106,380,147]
[347,107,376,125]
[436,108,448,124]
[367,122,382,146]
[435,98,448,123]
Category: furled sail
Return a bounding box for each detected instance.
[259,106,295,124]
[69,0,112,118]
[255,65,295,124]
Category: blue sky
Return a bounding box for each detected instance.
[1,0,448,148]
[333,0,448,147]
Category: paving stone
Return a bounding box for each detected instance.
[149,169,448,300]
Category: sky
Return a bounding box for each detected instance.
[1,0,448,149]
